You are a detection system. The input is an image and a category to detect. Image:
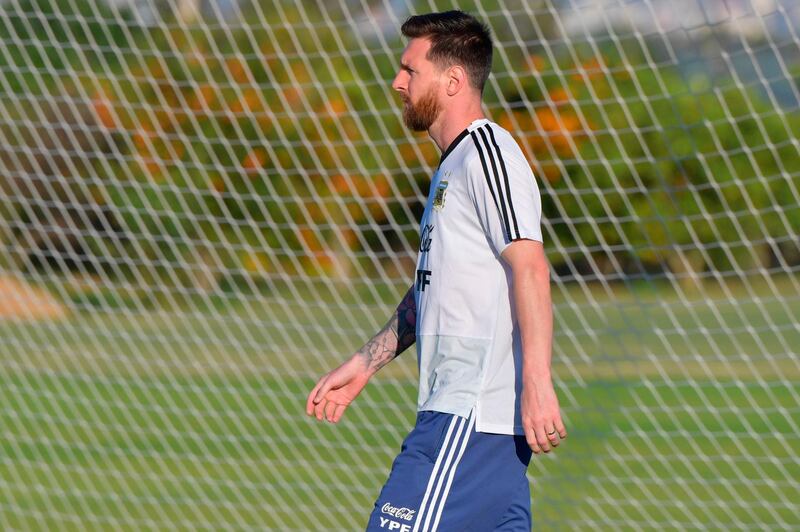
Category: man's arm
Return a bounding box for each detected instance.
[305,286,416,423]
[501,239,567,453]
[356,286,417,374]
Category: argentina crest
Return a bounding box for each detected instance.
[433,178,449,211]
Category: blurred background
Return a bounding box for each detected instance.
[0,0,798,529]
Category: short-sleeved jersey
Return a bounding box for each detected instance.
[414,118,543,436]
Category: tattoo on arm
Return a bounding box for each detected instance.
[357,286,416,374]
[395,287,417,355]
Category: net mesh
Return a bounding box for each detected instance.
[0,0,798,529]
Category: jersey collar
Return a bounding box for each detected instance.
[438,127,471,167]
[438,118,489,168]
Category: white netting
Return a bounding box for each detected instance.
[0,0,798,529]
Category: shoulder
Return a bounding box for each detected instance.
[463,121,532,177]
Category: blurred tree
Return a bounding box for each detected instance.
[1,0,797,293]
[498,41,800,280]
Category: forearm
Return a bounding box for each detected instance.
[355,286,416,376]
[513,265,553,379]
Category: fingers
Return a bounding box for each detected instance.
[313,374,335,406]
[526,418,567,455]
[555,418,568,439]
[306,372,336,419]
[534,424,551,453]
[324,400,337,422]
[525,420,551,454]
[547,427,560,447]
[306,376,326,416]
[524,425,542,455]
[332,403,347,423]
[313,394,327,421]
[547,418,568,449]
[306,373,349,423]
[312,397,347,424]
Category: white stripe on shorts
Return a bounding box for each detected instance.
[411,414,465,532]
[429,412,476,531]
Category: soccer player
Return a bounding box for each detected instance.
[306,10,566,531]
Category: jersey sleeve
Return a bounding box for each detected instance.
[466,128,543,255]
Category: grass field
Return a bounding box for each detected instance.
[1,274,798,530]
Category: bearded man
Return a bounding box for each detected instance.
[307,10,567,531]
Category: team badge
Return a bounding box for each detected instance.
[433,180,449,211]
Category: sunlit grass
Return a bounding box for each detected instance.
[1,274,798,529]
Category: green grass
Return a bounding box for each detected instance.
[1,275,798,530]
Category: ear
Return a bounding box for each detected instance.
[445,65,468,96]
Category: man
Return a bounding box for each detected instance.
[306,10,566,531]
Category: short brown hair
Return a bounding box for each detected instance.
[401,10,493,93]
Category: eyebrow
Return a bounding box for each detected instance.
[400,61,415,72]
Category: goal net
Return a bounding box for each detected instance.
[0,0,798,529]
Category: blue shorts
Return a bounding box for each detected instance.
[366,409,532,531]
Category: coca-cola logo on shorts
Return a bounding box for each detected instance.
[381,502,416,521]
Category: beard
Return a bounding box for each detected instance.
[401,86,442,132]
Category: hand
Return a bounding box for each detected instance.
[521,375,567,454]
[305,355,371,423]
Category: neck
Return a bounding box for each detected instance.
[428,101,485,154]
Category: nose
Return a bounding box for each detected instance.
[392,70,407,93]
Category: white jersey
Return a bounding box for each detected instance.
[414,118,543,436]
